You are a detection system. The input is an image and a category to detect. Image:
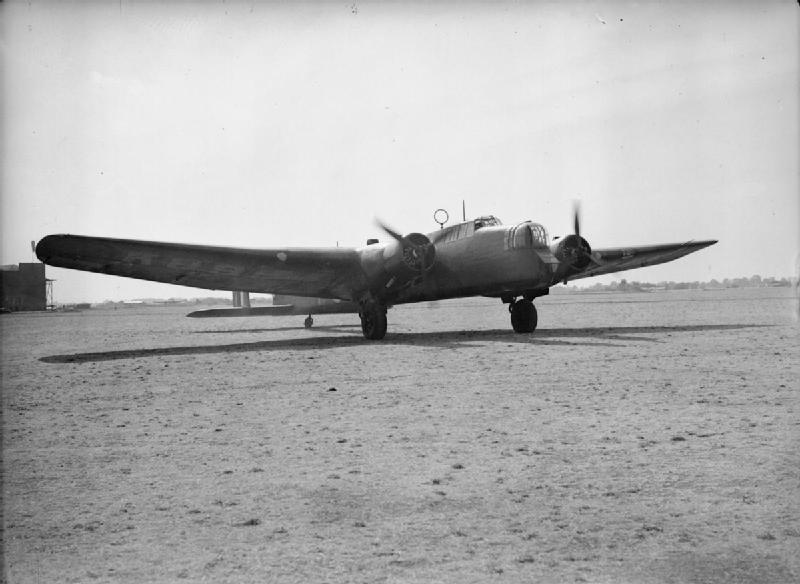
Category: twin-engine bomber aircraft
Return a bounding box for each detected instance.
[35,208,716,340]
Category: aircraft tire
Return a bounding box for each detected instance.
[360,304,387,340]
[510,300,537,333]
[304,316,314,328]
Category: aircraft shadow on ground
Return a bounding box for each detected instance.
[195,324,362,334]
[39,324,766,364]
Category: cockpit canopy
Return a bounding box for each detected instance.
[435,215,503,244]
[473,215,502,230]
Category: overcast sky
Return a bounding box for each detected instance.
[3,1,798,303]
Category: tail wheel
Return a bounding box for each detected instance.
[510,299,537,333]
[360,303,387,340]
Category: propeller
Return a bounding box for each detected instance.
[553,201,596,272]
[376,220,404,244]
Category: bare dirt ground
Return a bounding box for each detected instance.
[2,287,798,583]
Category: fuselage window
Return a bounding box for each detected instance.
[439,217,500,244]
[438,221,474,244]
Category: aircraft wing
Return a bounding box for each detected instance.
[566,240,717,281]
[35,234,368,299]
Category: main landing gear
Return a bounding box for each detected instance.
[509,298,538,333]
[359,302,387,340]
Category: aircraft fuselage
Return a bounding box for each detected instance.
[395,226,549,303]
[358,218,556,306]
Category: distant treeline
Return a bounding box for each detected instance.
[88,295,272,309]
[570,275,794,293]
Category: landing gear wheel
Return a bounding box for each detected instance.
[359,303,387,340]
[510,299,538,333]
[304,315,314,329]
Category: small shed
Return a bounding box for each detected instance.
[1,263,47,311]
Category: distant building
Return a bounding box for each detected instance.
[1,263,47,311]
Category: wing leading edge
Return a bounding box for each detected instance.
[567,240,718,281]
[35,234,368,300]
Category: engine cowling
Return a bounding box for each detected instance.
[552,234,592,271]
[382,232,436,279]
[359,231,436,294]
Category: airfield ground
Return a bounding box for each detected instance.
[1,287,798,583]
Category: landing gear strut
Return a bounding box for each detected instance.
[509,299,538,333]
[359,302,387,340]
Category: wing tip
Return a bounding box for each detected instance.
[35,234,63,262]
[697,239,718,248]
[685,239,718,249]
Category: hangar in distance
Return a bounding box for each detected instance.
[35,206,716,340]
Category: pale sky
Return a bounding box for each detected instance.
[2,1,798,303]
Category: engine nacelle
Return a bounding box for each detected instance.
[551,234,592,272]
[384,232,435,274]
[359,232,436,293]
